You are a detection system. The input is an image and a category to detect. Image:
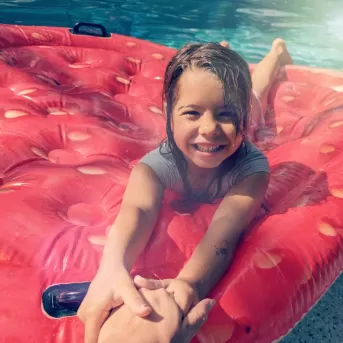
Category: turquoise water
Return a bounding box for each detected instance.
[0,1,342,343]
[0,0,342,70]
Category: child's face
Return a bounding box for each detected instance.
[171,68,243,170]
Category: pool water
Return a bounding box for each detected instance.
[1,1,343,343]
[0,0,342,70]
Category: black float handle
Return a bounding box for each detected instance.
[71,22,110,37]
[42,282,91,318]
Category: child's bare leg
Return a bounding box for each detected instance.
[220,38,293,116]
[251,38,293,115]
[219,41,230,48]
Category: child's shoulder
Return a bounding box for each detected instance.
[139,143,183,191]
[239,140,269,163]
[225,140,270,188]
[139,142,175,167]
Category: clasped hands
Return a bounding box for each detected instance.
[134,276,200,319]
[77,268,215,343]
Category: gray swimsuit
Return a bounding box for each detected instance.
[139,140,270,198]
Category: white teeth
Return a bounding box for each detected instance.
[195,145,222,152]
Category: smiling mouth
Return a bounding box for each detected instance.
[193,144,226,153]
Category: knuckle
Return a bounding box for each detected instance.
[77,303,86,320]
[184,283,195,296]
[77,311,85,322]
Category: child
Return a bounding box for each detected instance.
[78,39,293,343]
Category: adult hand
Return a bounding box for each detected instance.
[77,266,152,343]
[134,276,217,342]
[134,276,199,318]
[172,298,216,343]
[97,287,216,343]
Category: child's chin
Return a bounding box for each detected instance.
[192,158,223,169]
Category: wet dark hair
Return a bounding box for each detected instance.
[160,42,252,203]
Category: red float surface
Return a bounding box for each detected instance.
[1,23,343,343]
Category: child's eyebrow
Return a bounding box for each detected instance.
[178,104,234,111]
[178,104,198,110]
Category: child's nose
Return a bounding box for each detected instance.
[198,113,218,136]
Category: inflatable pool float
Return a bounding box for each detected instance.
[1,22,343,343]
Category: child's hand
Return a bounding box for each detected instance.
[134,276,199,317]
[78,267,152,343]
[166,279,199,317]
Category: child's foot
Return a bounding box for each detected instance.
[219,40,231,49]
[271,38,293,66]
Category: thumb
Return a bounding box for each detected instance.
[182,299,215,335]
[133,275,171,290]
[117,274,152,317]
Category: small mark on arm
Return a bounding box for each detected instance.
[215,239,230,257]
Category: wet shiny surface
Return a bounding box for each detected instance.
[1,23,343,343]
[0,0,342,70]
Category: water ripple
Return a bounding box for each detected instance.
[0,0,341,70]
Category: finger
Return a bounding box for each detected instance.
[133,275,171,290]
[169,289,194,317]
[117,275,152,317]
[166,282,198,316]
[182,299,215,333]
[84,309,109,343]
[77,299,88,323]
[179,300,215,343]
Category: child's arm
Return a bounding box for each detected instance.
[101,162,164,271]
[177,172,269,300]
[78,163,164,342]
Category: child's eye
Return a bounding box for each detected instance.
[183,111,199,116]
[218,111,234,119]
